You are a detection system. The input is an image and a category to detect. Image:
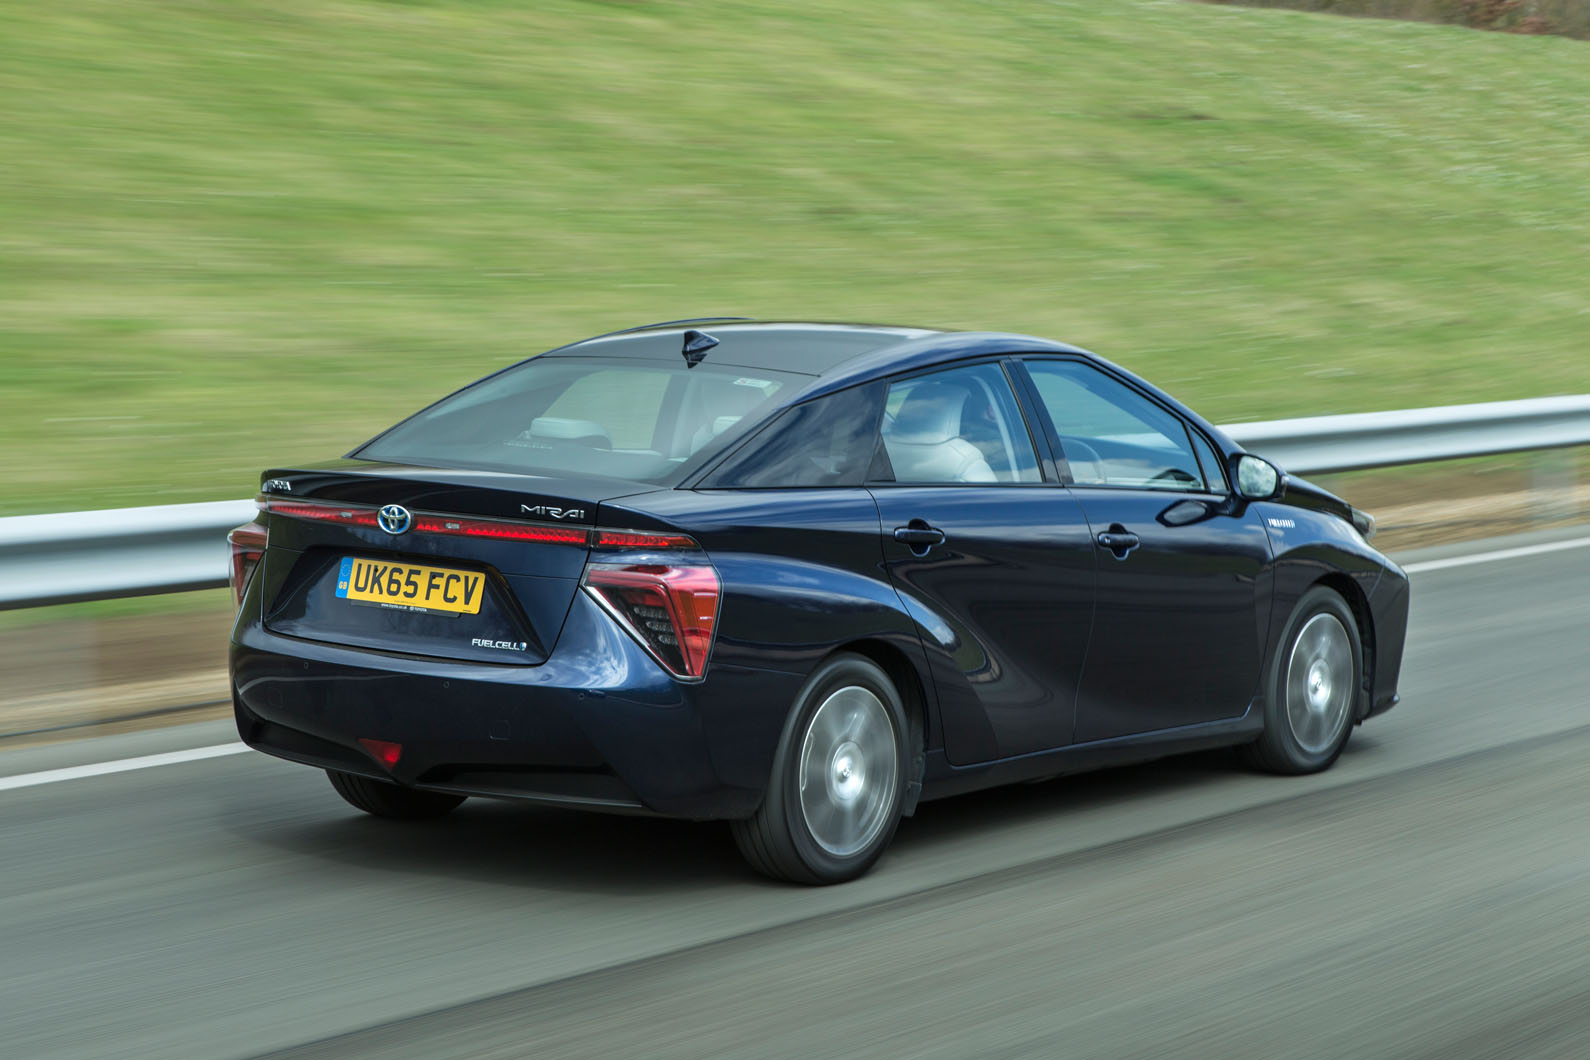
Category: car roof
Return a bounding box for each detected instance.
[539,320,1236,453]
[540,320,942,377]
[541,320,1089,382]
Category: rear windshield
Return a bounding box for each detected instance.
[354,357,802,483]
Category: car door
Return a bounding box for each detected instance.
[867,360,1096,764]
[1017,357,1273,743]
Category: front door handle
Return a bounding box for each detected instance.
[894,523,946,552]
[1096,528,1140,558]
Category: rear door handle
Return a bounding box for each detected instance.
[894,525,946,547]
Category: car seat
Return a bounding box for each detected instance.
[883,383,997,483]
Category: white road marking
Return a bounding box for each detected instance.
[0,743,250,792]
[1402,535,1590,574]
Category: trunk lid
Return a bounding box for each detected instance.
[255,461,658,664]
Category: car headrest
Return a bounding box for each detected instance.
[529,417,612,448]
[887,383,970,445]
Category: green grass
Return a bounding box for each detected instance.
[2,0,1588,516]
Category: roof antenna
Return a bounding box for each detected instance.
[681,329,719,368]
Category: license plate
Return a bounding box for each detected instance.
[335,557,486,615]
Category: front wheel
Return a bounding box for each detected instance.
[732,654,909,885]
[1241,586,1362,775]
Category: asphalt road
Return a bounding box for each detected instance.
[2,530,1587,1059]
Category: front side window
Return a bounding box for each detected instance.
[355,357,799,484]
[875,363,1041,485]
[1190,430,1228,493]
[1024,360,1206,490]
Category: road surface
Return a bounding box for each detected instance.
[2,530,1587,1058]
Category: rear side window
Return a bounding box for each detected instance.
[356,357,800,484]
[702,383,885,488]
[876,363,1041,485]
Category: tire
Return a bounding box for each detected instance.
[326,769,466,820]
[1241,585,1363,775]
[732,653,909,885]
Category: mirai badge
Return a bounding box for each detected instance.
[521,504,586,520]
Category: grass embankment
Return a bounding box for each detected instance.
[2,0,1587,517]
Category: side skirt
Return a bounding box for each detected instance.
[918,706,1264,804]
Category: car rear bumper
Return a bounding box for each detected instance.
[230,592,792,820]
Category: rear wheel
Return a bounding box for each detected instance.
[1242,585,1362,774]
[326,769,466,820]
[732,654,908,885]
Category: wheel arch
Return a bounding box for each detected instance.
[1310,572,1375,721]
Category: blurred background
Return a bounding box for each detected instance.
[2,5,1590,1057]
[1,0,1586,737]
[3,0,1588,517]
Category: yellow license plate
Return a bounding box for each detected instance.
[335,557,486,615]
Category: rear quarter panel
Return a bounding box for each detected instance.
[602,488,936,789]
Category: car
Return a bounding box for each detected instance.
[228,319,1409,884]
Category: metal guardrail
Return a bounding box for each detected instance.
[1222,395,1590,475]
[0,500,255,610]
[1,396,1586,610]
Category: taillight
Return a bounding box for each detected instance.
[258,497,587,544]
[410,513,588,545]
[260,499,381,528]
[592,530,698,549]
[358,738,403,770]
[227,522,268,609]
[583,563,720,681]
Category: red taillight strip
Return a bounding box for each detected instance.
[410,513,588,545]
[259,496,698,550]
[261,499,380,528]
[593,530,698,549]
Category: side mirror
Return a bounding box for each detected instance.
[1233,454,1283,501]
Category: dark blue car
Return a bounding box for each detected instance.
[229,320,1409,883]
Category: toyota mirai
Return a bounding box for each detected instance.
[228,319,1409,884]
